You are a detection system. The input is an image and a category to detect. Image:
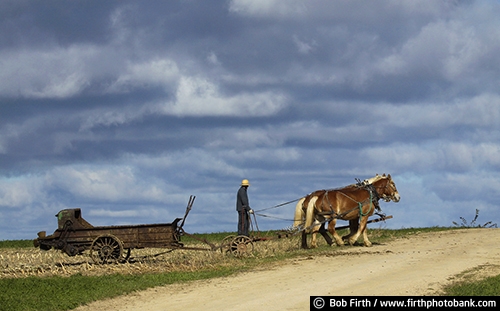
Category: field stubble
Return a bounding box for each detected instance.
[0,234,303,279]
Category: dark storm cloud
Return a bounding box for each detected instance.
[0,0,116,46]
[1,0,500,239]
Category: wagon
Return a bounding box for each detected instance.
[34,196,196,264]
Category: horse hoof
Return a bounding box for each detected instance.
[334,240,345,246]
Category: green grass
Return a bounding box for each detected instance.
[440,264,500,296]
[0,267,240,311]
[442,274,500,296]
[0,239,33,248]
[1,227,499,311]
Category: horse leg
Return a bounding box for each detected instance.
[318,222,333,246]
[327,219,344,246]
[310,221,321,248]
[361,226,372,247]
[342,219,358,241]
[301,231,308,249]
[348,215,371,247]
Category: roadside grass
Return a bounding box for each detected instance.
[441,265,500,296]
[0,267,239,311]
[1,227,498,311]
[443,274,500,296]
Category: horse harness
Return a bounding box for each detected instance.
[318,182,381,219]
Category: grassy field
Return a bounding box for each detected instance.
[0,227,498,311]
[0,239,33,248]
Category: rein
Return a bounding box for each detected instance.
[253,197,304,222]
[254,212,297,222]
[254,198,301,213]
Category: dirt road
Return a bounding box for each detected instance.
[75,228,500,311]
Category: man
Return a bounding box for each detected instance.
[236,179,253,236]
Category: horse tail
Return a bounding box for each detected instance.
[305,196,319,233]
[293,197,306,228]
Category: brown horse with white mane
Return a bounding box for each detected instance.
[293,175,383,247]
[293,185,359,248]
[293,177,377,248]
[294,174,400,248]
[309,174,400,248]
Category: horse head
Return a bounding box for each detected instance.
[372,174,400,203]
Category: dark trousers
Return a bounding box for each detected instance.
[237,211,250,236]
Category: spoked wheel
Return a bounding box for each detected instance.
[229,235,254,257]
[220,235,236,253]
[90,235,124,264]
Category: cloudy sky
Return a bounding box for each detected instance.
[1,0,499,240]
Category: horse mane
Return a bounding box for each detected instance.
[306,174,391,196]
[363,173,389,185]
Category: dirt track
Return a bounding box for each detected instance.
[75,228,500,311]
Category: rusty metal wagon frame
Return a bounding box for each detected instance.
[34,195,393,263]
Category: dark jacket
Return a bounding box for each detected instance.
[236,186,250,212]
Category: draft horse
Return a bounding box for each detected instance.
[293,175,382,248]
[294,174,400,248]
[293,178,376,248]
[293,190,337,247]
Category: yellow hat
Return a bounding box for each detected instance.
[241,179,250,186]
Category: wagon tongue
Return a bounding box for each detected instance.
[179,195,196,230]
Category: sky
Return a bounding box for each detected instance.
[1,0,500,240]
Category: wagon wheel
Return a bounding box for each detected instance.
[220,235,236,253]
[229,235,254,257]
[90,234,124,264]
